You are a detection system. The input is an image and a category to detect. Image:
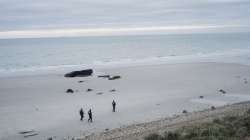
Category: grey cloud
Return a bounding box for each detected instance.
[0,0,249,31]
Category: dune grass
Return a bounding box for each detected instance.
[144,109,250,140]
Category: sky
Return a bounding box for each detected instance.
[0,0,250,38]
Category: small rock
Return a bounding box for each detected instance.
[86,88,93,92]
[66,89,74,93]
[182,110,188,114]
[19,130,34,134]
[98,75,110,78]
[211,106,216,110]
[24,133,38,138]
[105,128,109,131]
[110,89,116,92]
[96,92,103,95]
[108,75,121,80]
[78,81,84,83]
[244,79,248,84]
[47,137,53,140]
[199,96,204,99]
[219,89,226,94]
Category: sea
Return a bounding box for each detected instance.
[0,32,250,76]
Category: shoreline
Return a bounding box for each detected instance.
[1,45,250,78]
[1,62,250,140]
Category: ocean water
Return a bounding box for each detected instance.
[0,32,250,74]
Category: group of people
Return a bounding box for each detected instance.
[79,100,116,122]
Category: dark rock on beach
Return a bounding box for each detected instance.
[78,80,84,83]
[219,89,226,94]
[98,75,110,78]
[199,96,204,99]
[24,133,38,138]
[66,89,74,93]
[64,69,93,77]
[244,78,248,84]
[96,92,103,95]
[211,106,216,110]
[108,75,121,80]
[87,88,93,92]
[19,130,35,134]
[19,130,38,138]
[182,110,188,114]
[110,89,116,92]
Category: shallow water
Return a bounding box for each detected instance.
[0,32,250,74]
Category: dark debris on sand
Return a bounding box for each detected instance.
[87,88,93,92]
[66,89,74,93]
[219,89,226,94]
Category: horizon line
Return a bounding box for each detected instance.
[0,24,246,39]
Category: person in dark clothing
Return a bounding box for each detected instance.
[112,100,116,112]
[79,108,84,121]
[88,109,93,122]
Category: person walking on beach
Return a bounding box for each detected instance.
[88,109,93,122]
[112,100,116,112]
[79,108,84,121]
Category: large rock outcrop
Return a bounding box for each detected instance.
[64,69,93,77]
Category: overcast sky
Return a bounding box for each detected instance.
[0,0,250,38]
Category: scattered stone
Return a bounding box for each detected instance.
[78,81,84,83]
[24,133,38,138]
[47,137,53,140]
[110,89,116,92]
[96,92,103,95]
[64,69,93,78]
[66,89,74,93]
[211,106,216,110]
[199,96,204,99]
[19,130,35,134]
[105,128,109,131]
[244,78,248,84]
[98,75,110,78]
[108,75,121,80]
[219,89,226,94]
[86,88,93,92]
[182,110,188,114]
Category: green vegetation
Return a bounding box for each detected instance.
[144,109,250,140]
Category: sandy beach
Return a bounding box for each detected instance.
[1,62,250,140]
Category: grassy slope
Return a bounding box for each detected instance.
[144,109,250,140]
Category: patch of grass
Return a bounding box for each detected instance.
[144,109,250,140]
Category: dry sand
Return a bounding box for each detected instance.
[0,62,250,140]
